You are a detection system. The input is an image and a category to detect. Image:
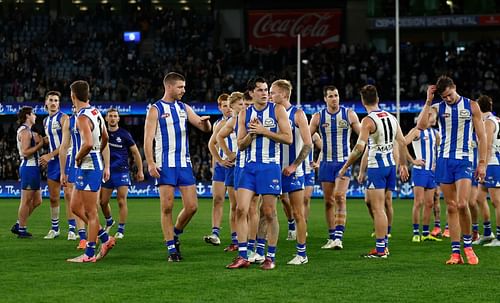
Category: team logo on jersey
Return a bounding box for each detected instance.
[179,110,187,119]
[459,109,471,119]
[321,123,330,128]
[376,112,388,118]
[91,109,99,116]
[338,119,349,129]
[264,118,276,128]
[52,121,61,130]
[116,137,122,143]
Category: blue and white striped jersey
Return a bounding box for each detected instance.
[319,106,351,162]
[43,111,64,160]
[367,110,398,168]
[76,106,105,170]
[244,103,280,164]
[411,128,437,170]
[487,114,500,165]
[153,100,191,168]
[432,96,474,161]
[281,105,304,176]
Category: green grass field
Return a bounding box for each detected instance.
[0,197,499,303]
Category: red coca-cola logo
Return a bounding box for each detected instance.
[253,13,332,38]
[248,10,342,49]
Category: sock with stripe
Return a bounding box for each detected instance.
[328,228,335,240]
[413,223,419,235]
[484,221,492,236]
[174,227,183,243]
[434,220,441,228]
[266,246,276,262]
[247,239,256,252]
[376,238,385,254]
[256,238,266,256]
[19,226,27,235]
[78,228,87,240]
[387,225,392,235]
[463,235,472,249]
[105,216,114,227]
[231,232,238,245]
[451,241,461,254]
[238,242,248,259]
[117,223,125,234]
[422,225,429,237]
[211,226,220,237]
[497,226,500,240]
[98,228,109,243]
[68,219,76,233]
[165,240,177,255]
[297,243,306,257]
[85,242,96,258]
[288,219,296,231]
[472,223,479,233]
[334,225,345,240]
[51,206,60,231]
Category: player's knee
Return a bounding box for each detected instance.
[213,195,224,205]
[32,198,42,209]
[334,191,345,202]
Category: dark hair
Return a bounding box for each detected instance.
[323,85,338,97]
[477,95,493,113]
[45,91,61,100]
[70,80,90,102]
[243,90,252,101]
[359,85,379,105]
[17,106,33,124]
[106,108,119,115]
[436,75,455,95]
[247,77,267,92]
[163,72,185,85]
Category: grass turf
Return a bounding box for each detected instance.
[0,197,499,302]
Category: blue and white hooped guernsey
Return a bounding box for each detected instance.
[411,127,437,170]
[43,111,64,160]
[281,105,304,176]
[367,110,398,168]
[153,100,191,168]
[319,106,351,162]
[432,96,473,161]
[244,102,280,164]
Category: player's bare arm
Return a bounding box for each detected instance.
[348,109,361,135]
[395,125,409,181]
[417,85,436,130]
[339,117,373,177]
[144,105,160,178]
[130,144,144,181]
[74,116,94,167]
[237,109,254,151]
[208,119,232,168]
[216,117,236,162]
[186,104,212,132]
[471,101,487,180]
[59,118,70,186]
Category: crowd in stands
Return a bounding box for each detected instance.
[1,8,499,105]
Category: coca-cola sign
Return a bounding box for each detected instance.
[248,9,342,49]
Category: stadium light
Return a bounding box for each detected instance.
[182,6,190,10]
[79,5,88,11]
[72,0,81,4]
[35,0,44,3]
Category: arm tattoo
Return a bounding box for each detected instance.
[292,144,312,166]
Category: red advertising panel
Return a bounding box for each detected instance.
[247,9,342,50]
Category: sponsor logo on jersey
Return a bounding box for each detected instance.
[91,109,99,116]
[116,137,122,143]
[338,119,349,129]
[161,113,170,119]
[443,113,450,118]
[459,109,471,119]
[376,112,388,118]
[321,123,330,128]
[179,109,187,119]
[264,118,276,128]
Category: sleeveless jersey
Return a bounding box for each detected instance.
[76,106,105,170]
[303,149,314,174]
[244,103,280,164]
[153,100,191,168]
[367,110,398,168]
[234,116,246,168]
[411,127,437,170]
[281,105,304,176]
[487,114,500,165]
[43,111,64,160]
[224,117,238,160]
[433,96,473,161]
[17,125,39,167]
[319,106,351,162]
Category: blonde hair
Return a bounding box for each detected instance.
[228,92,244,106]
[217,93,230,106]
[271,79,292,97]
